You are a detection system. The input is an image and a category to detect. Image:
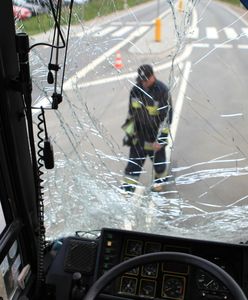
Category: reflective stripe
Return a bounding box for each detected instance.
[122,120,135,136]
[132,100,142,108]
[144,141,154,151]
[124,176,139,185]
[161,127,169,134]
[146,105,158,116]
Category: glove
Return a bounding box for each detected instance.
[157,133,169,146]
[123,135,133,146]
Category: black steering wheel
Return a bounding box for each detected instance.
[84,252,247,300]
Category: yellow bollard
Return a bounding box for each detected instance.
[155,18,161,42]
[178,0,183,12]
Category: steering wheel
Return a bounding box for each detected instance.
[84,252,247,300]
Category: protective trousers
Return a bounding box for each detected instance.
[124,143,167,186]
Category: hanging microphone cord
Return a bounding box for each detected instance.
[45,0,74,109]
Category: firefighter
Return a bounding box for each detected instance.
[121,64,173,192]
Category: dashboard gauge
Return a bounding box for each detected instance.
[162,275,185,299]
[139,279,156,298]
[142,263,158,278]
[126,240,143,256]
[119,276,137,295]
[197,270,220,291]
[144,242,161,253]
[124,257,139,275]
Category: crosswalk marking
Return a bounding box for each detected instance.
[192,43,248,50]
[223,27,238,40]
[133,26,149,37]
[187,26,199,39]
[70,24,248,52]
[187,26,248,42]
[93,26,117,37]
[206,27,218,39]
[111,21,152,26]
[75,26,101,38]
[242,28,248,36]
[238,44,248,49]
[72,25,248,42]
[192,43,209,48]
[214,44,233,49]
[112,26,133,37]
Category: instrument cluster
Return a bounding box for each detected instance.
[96,228,248,300]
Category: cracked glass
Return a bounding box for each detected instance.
[16,0,248,243]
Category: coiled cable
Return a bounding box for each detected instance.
[36,107,47,286]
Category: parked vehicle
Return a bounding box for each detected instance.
[12,0,49,16]
[64,0,89,5]
[13,5,32,20]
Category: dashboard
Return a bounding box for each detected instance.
[45,228,248,300]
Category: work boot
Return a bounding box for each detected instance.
[120,183,136,193]
[151,183,164,193]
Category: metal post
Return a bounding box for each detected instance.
[178,0,183,12]
[155,0,161,42]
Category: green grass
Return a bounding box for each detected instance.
[19,0,151,35]
[19,0,243,36]
[218,0,240,4]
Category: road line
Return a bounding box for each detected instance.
[223,27,238,40]
[93,26,117,37]
[166,62,191,165]
[214,44,233,49]
[74,26,101,38]
[187,26,199,39]
[63,25,149,90]
[242,27,248,36]
[166,61,191,178]
[68,44,193,89]
[170,61,191,144]
[111,21,152,26]
[112,26,133,37]
[206,27,218,39]
[192,43,209,48]
[238,44,248,49]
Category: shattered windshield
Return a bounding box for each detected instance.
[17,0,248,243]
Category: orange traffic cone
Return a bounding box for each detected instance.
[114,50,123,69]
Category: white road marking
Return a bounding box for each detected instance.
[223,27,238,40]
[187,26,199,39]
[112,21,152,26]
[167,61,191,163]
[187,26,248,41]
[238,44,248,49]
[75,26,101,38]
[220,113,243,118]
[214,43,233,49]
[63,26,149,90]
[242,27,248,36]
[93,26,117,37]
[192,43,209,48]
[206,27,218,39]
[112,26,133,37]
[70,44,193,89]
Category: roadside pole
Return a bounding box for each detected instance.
[155,0,161,42]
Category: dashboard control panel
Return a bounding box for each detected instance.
[95,228,248,300]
